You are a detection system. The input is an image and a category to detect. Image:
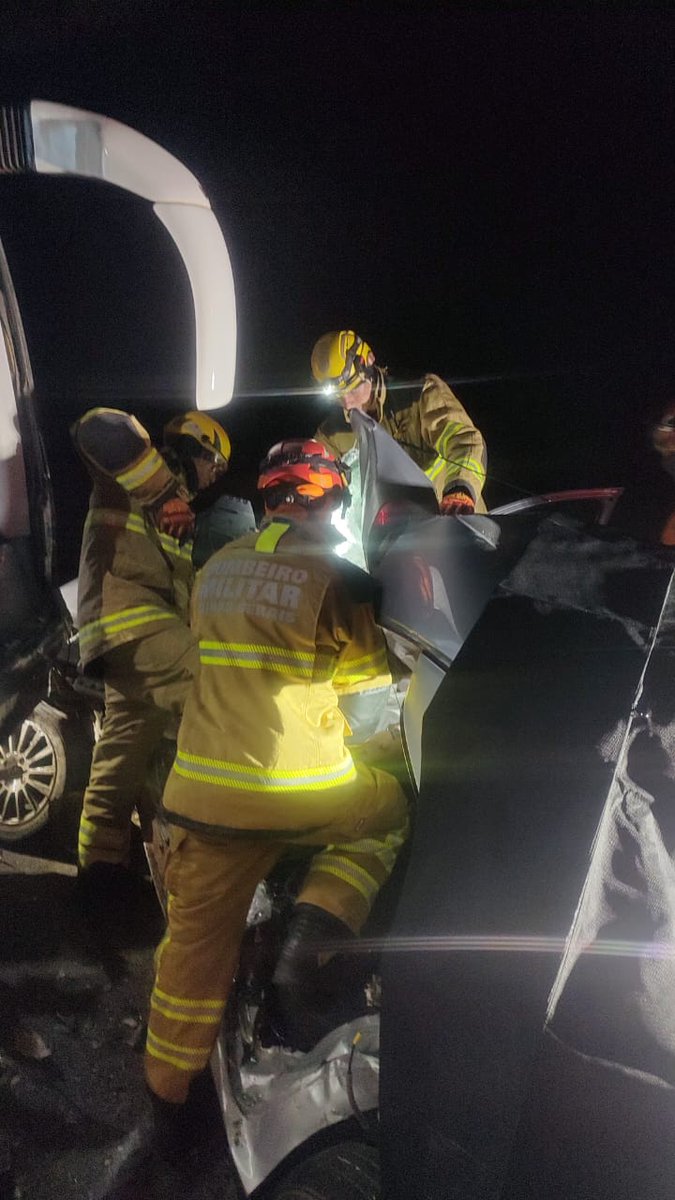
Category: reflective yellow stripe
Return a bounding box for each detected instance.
[146,1042,206,1071]
[309,857,379,904]
[199,641,315,662]
[79,606,177,645]
[423,422,465,484]
[150,999,221,1025]
[146,1030,212,1059]
[335,658,388,677]
[337,649,387,671]
[77,821,127,866]
[158,534,193,562]
[427,460,486,485]
[255,522,290,553]
[334,673,391,691]
[77,814,126,849]
[85,508,146,535]
[199,643,334,682]
[116,447,165,491]
[334,648,390,687]
[435,422,463,455]
[423,414,487,485]
[199,641,319,676]
[444,456,486,482]
[85,508,192,561]
[465,457,487,478]
[199,655,315,676]
[154,985,223,1009]
[173,750,356,793]
[331,826,407,873]
[425,457,446,483]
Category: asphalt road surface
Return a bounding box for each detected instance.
[0,786,239,1200]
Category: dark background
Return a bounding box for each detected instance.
[0,3,673,582]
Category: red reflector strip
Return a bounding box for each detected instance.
[373,501,420,527]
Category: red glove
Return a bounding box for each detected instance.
[440,490,475,516]
[155,497,195,541]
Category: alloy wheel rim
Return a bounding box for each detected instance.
[0,719,57,829]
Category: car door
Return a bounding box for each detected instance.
[0,235,68,741]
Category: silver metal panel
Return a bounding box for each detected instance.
[402,653,447,792]
[212,1015,380,1195]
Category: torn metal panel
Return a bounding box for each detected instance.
[212,1015,379,1195]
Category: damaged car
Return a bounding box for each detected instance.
[0,233,77,841]
[189,415,675,1200]
[1,101,674,1200]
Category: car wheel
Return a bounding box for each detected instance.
[0,701,67,842]
[271,1142,380,1200]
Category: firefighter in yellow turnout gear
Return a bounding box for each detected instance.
[145,439,409,1107]
[312,329,488,515]
[74,407,231,890]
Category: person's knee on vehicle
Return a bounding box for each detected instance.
[272,763,409,1047]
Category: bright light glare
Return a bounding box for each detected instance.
[323,384,337,396]
[314,933,675,959]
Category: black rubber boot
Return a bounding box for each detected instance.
[72,862,161,948]
[272,903,355,1052]
[147,1072,218,1172]
[74,860,132,894]
[0,1132,14,1200]
[149,1092,193,1168]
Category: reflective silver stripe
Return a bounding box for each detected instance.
[173,750,356,792]
[85,508,192,561]
[330,826,407,873]
[334,649,390,686]
[79,605,177,645]
[425,422,463,482]
[158,532,193,562]
[146,1031,212,1068]
[115,447,165,490]
[307,853,380,903]
[425,420,486,485]
[85,508,145,533]
[199,641,317,673]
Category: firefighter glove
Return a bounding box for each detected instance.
[155,497,195,542]
[440,489,475,516]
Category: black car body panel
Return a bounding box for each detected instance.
[0,239,68,742]
[380,519,675,1200]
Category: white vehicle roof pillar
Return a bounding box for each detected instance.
[0,100,236,410]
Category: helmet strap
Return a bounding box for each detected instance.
[162,443,198,497]
[368,365,388,411]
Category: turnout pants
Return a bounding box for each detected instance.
[78,626,198,869]
[145,767,408,1102]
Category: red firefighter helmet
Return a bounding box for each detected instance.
[257,439,351,511]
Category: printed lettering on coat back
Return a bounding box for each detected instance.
[198,555,310,625]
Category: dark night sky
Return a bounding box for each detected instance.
[0,3,673,580]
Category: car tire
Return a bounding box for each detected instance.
[0,701,67,842]
[271,1141,380,1200]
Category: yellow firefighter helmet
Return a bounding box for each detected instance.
[163,411,231,465]
[310,330,373,395]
